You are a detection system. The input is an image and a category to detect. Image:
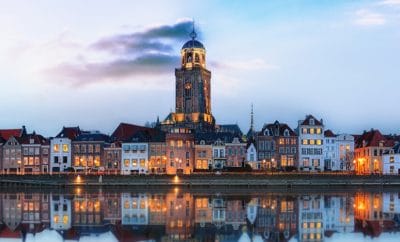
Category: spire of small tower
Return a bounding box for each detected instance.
[190,20,197,40]
[250,103,254,131]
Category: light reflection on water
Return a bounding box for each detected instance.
[0,189,399,242]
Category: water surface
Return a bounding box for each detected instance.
[0,188,399,241]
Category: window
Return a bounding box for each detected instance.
[390,156,395,163]
[310,128,315,134]
[53,144,60,152]
[316,128,322,134]
[279,138,284,145]
[124,159,130,167]
[140,159,145,167]
[302,139,307,145]
[316,139,322,145]
[284,129,290,137]
[309,139,315,145]
[63,156,68,163]
[313,159,320,167]
[302,128,307,134]
[54,156,59,164]
[132,159,137,167]
[95,145,100,153]
[62,144,69,152]
[88,145,93,153]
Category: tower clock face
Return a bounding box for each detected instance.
[185,82,192,89]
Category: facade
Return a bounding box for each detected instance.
[298,195,324,242]
[50,194,72,231]
[257,121,298,171]
[162,29,215,132]
[354,129,394,174]
[194,141,212,171]
[21,133,49,174]
[297,115,325,172]
[149,141,167,174]
[121,142,149,175]
[225,137,246,168]
[121,193,149,225]
[104,142,121,174]
[166,128,195,175]
[212,139,226,170]
[382,143,400,175]
[246,140,258,170]
[72,131,110,173]
[2,136,23,174]
[50,127,81,173]
[324,131,355,171]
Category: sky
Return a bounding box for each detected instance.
[0,0,399,136]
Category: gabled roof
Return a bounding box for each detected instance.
[0,128,23,140]
[384,143,400,155]
[324,129,336,138]
[56,126,81,139]
[299,114,323,126]
[259,120,296,137]
[20,132,49,145]
[111,123,153,142]
[355,129,395,148]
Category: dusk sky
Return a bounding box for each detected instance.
[0,0,399,136]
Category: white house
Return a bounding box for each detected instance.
[121,142,149,175]
[383,192,400,214]
[50,127,81,173]
[383,143,400,175]
[212,139,226,169]
[121,193,149,225]
[337,134,355,171]
[324,196,354,233]
[297,115,324,172]
[50,194,71,230]
[298,195,324,241]
[246,140,259,170]
[324,132,354,171]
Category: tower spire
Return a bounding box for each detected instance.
[190,19,197,40]
[250,103,254,131]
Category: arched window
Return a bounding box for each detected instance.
[264,129,270,136]
[195,53,200,62]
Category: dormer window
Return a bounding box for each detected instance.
[310,118,315,125]
[200,140,205,145]
[284,129,290,137]
[264,129,270,136]
[30,139,34,144]
[379,141,384,147]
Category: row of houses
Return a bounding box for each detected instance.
[0,114,399,175]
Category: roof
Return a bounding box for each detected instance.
[259,121,296,137]
[20,132,49,145]
[384,143,400,154]
[182,39,205,49]
[74,132,110,143]
[56,126,81,139]
[128,128,166,143]
[111,123,153,142]
[355,129,395,148]
[299,114,323,126]
[0,129,23,140]
[195,132,241,145]
[324,129,336,138]
[215,124,243,136]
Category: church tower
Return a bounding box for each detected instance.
[162,25,215,132]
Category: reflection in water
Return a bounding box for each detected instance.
[0,189,399,241]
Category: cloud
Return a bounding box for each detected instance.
[45,53,179,86]
[44,19,195,86]
[354,9,386,26]
[379,0,400,6]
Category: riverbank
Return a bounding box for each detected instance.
[1,173,400,188]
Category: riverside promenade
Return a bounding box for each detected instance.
[1,173,400,189]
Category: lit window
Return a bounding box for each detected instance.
[316,128,322,134]
[132,159,137,167]
[124,159,130,167]
[53,215,59,224]
[302,139,307,145]
[316,140,322,145]
[62,144,69,152]
[309,139,315,145]
[140,159,145,167]
[310,128,315,134]
[53,144,60,152]
[63,215,69,225]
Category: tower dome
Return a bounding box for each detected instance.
[180,27,206,69]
